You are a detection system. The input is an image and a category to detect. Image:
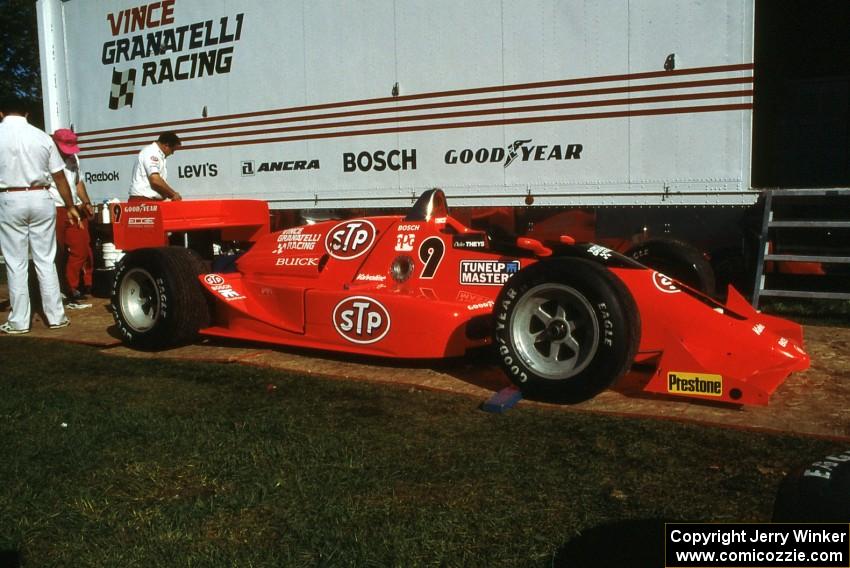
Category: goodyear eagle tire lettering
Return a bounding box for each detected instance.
[493,258,640,403]
[773,449,850,522]
[111,247,211,349]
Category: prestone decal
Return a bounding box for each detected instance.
[667,372,723,397]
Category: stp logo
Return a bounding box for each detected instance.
[326,220,377,260]
[204,274,225,285]
[652,271,681,294]
[333,296,391,344]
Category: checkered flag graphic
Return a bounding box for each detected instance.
[108,68,136,110]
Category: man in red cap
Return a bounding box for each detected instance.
[50,128,95,307]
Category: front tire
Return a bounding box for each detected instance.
[111,247,210,349]
[494,258,640,403]
[625,238,716,297]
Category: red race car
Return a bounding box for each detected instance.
[108,189,809,405]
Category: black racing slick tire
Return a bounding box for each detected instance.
[493,258,640,403]
[625,238,716,297]
[111,247,210,349]
[772,451,850,522]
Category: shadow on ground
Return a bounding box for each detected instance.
[553,518,669,568]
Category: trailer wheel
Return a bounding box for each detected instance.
[111,247,210,349]
[772,451,850,522]
[493,258,640,403]
[625,238,716,297]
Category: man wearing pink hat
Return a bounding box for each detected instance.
[50,128,95,307]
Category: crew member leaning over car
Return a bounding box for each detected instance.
[127,131,182,202]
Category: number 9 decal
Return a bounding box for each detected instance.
[418,237,445,279]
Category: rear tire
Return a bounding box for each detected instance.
[111,247,210,349]
[493,258,640,403]
[625,238,716,297]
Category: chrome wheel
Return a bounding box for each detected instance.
[119,267,161,332]
[510,283,599,380]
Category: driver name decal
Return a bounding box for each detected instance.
[326,220,377,260]
[333,296,391,344]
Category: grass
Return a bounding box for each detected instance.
[761,297,850,325]
[0,339,845,567]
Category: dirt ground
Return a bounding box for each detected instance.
[3,288,850,441]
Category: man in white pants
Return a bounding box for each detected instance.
[0,98,81,334]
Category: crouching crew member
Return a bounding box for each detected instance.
[128,132,182,202]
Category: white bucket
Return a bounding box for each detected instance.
[100,242,125,268]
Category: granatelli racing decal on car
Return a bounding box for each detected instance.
[273,227,320,253]
[652,271,681,294]
[326,220,377,260]
[452,234,488,250]
[444,139,583,168]
[202,274,245,301]
[667,372,723,397]
[459,260,520,285]
[333,296,390,344]
[103,1,246,108]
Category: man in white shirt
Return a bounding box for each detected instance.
[0,98,81,334]
[49,128,95,308]
[128,131,183,201]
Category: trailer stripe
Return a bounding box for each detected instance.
[79,90,752,153]
[81,103,751,159]
[79,77,753,145]
[74,63,754,140]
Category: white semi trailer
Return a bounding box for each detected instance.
[37,0,761,295]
